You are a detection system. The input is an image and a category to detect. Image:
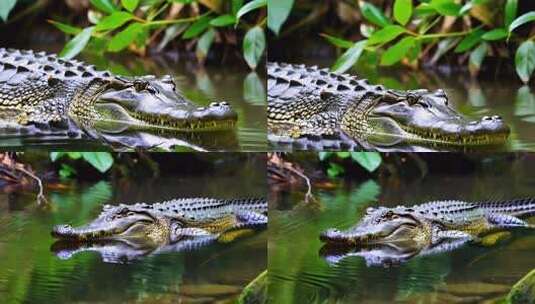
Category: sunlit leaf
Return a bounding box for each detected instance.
[481,28,508,41]
[515,40,535,83]
[360,1,390,27]
[183,15,211,39]
[236,0,266,22]
[48,20,82,35]
[59,27,94,59]
[351,152,382,172]
[468,42,488,75]
[196,28,215,60]
[0,0,16,22]
[394,0,412,26]
[121,0,139,12]
[327,162,345,177]
[508,11,535,33]
[429,0,461,16]
[454,28,484,53]
[90,0,118,14]
[95,11,133,31]
[505,0,517,27]
[267,0,293,35]
[243,26,265,69]
[318,152,333,161]
[380,36,415,66]
[107,22,144,52]
[367,25,406,45]
[81,152,114,173]
[320,33,354,49]
[209,14,236,26]
[332,40,367,73]
[232,0,244,15]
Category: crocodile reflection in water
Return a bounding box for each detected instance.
[51,197,267,263]
[320,199,535,267]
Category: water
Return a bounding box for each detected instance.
[0,46,266,151]
[0,158,267,303]
[269,153,535,303]
[269,45,535,151]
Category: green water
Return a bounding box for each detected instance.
[0,161,267,303]
[269,154,535,303]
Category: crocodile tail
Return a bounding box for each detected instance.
[480,198,535,217]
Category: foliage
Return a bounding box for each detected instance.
[318,152,382,177]
[45,0,266,69]
[286,0,535,83]
[50,152,114,178]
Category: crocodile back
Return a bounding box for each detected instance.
[410,200,486,225]
[479,198,535,217]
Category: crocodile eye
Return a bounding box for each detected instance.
[133,80,148,91]
[391,214,399,219]
[127,211,136,216]
[385,211,394,217]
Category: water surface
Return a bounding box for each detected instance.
[269,154,535,303]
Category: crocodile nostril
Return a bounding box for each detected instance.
[209,102,219,107]
[492,115,502,120]
[220,101,229,106]
[482,116,492,121]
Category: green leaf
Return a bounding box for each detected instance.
[236,0,267,22]
[242,26,265,69]
[67,152,82,159]
[59,164,76,179]
[0,0,16,22]
[394,0,412,26]
[481,28,508,41]
[95,11,133,31]
[327,162,345,177]
[107,22,144,52]
[469,42,488,74]
[243,72,266,104]
[380,36,415,66]
[196,28,215,59]
[90,0,118,14]
[50,152,66,162]
[232,0,244,15]
[360,2,391,27]
[367,25,406,45]
[48,20,82,35]
[318,152,333,161]
[515,40,535,83]
[320,33,354,49]
[209,14,236,27]
[81,152,114,173]
[183,15,211,39]
[332,40,367,73]
[59,27,94,59]
[509,11,535,33]
[430,0,461,16]
[505,0,517,27]
[121,0,139,12]
[454,28,484,53]
[351,152,382,172]
[267,0,293,35]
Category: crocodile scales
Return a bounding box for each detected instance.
[0,48,237,150]
[268,62,510,151]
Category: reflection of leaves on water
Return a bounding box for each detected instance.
[515,86,535,122]
[51,181,112,226]
[243,72,266,105]
[195,71,216,97]
[467,84,487,108]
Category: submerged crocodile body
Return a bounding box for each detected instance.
[268,62,510,151]
[320,199,535,267]
[51,197,267,263]
[0,48,237,150]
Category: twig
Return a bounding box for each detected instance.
[14,165,48,206]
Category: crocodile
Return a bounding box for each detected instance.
[320,199,535,266]
[268,62,510,151]
[51,197,267,263]
[0,48,238,150]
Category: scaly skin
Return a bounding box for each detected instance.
[51,198,267,263]
[268,62,510,150]
[0,48,237,149]
[320,199,535,266]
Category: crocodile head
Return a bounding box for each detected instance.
[320,206,428,246]
[342,89,509,147]
[51,205,172,245]
[80,75,237,134]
